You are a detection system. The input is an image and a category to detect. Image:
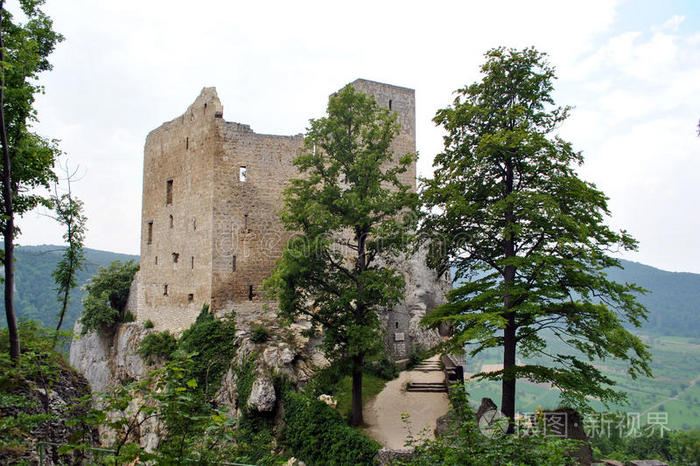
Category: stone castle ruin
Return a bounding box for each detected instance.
[128,79,448,360]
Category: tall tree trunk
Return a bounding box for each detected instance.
[0,1,20,364]
[350,227,368,427]
[501,155,517,433]
[502,306,516,433]
[351,354,364,426]
[54,202,75,347]
[53,271,71,348]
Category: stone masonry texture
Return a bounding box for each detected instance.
[135,79,442,359]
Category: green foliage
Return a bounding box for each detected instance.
[235,355,257,414]
[1,245,139,334]
[251,324,270,343]
[138,330,177,364]
[266,84,419,425]
[398,387,578,465]
[143,319,154,329]
[589,417,700,465]
[669,429,700,465]
[50,183,87,342]
[179,304,236,395]
[365,355,399,381]
[0,322,92,464]
[283,389,381,465]
[421,47,651,418]
[67,353,243,465]
[78,260,139,334]
[0,0,64,228]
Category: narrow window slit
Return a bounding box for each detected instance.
[166,179,173,205]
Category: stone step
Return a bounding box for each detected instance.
[406,382,448,393]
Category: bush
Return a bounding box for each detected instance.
[143,319,154,329]
[138,331,177,364]
[79,260,139,334]
[179,304,236,395]
[250,325,270,343]
[283,390,380,465]
[366,356,399,380]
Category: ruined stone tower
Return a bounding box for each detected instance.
[135,79,444,359]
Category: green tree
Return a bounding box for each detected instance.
[421,47,651,429]
[50,171,87,346]
[0,0,63,363]
[265,85,419,426]
[79,260,139,334]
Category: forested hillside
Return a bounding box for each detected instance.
[1,245,138,332]
[607,259,700,337]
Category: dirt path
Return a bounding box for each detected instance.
[363,356,449,449]
[641,375,700,415]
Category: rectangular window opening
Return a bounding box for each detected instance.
[248,285,254,301]
[163,284,168,296]
[395,321,399,329]
[166,179,173,205]
[191,256,194,269]
[232,255,237,272]
[155,256,158,265]
[147,221,153,244]
[389,99,392,110]
[172,252,179,263]
[239,166,247,182]
[188,293,194,302]
[186,137,189,150]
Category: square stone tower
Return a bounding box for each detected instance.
[138,79,418,333]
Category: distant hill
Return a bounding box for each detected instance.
[1,245,139,333]
[608,259,700,337]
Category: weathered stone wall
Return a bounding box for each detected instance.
[349,79,416,191]
[210,123,303,311]
[135,79,438,358]
[138,88,221,331]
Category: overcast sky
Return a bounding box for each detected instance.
[16,0,700,273]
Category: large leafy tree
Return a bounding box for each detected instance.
[421,47,651,430]
[0,0,63,362]
[266,85,419,426]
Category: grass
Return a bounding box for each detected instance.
[334,373,388,421]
